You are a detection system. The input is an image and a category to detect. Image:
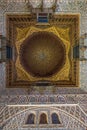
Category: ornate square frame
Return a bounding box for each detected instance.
[6,14,79,88]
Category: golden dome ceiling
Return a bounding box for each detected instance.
[19,31,66,77]
[15,26,70,81]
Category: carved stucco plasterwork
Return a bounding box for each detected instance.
[0,63,6,90]
[0,105,87,130]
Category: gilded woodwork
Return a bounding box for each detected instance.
[15,26,70,81]
[6,14,79,88]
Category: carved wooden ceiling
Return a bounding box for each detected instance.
[6,14,79,89]
[20,31,66,77]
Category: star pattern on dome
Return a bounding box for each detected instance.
[15,26,70,81]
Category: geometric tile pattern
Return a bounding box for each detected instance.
[0,94,87,106]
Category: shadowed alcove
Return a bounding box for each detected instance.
[39,113,48,124]
[26,113,35,124]
[51,113,61,124]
